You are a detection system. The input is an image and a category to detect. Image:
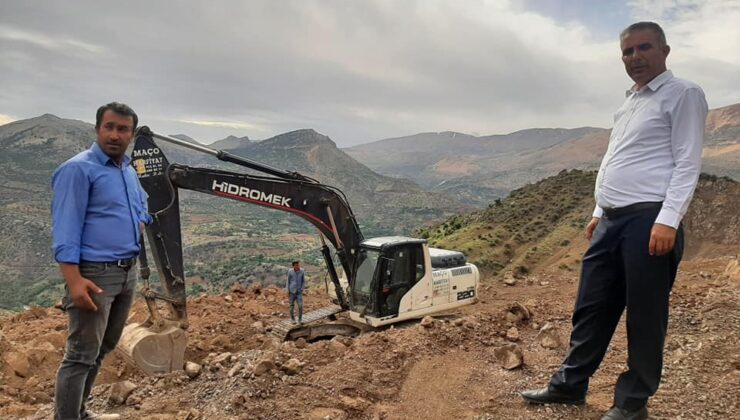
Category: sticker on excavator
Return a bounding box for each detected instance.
[132,138,166,178]
[457,289,475,300]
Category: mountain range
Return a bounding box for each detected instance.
[1,103,737,309]
[345,103,740,204]
[0,116,464,309]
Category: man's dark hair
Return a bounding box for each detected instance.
[95,102,138,131]
[292,261,300,266]
[620,21,667,47]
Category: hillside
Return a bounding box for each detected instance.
[420,170,740,279]
[0,118,465,310]
[209,134,251,150]
[346,103,740,204]
[225,129,465,227]
[1,171,737,419]
[702,103,740,179]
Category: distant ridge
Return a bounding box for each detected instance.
[210,135,250,150]
[345,103,740,204]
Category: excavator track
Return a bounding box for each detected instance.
[270,305,357,341]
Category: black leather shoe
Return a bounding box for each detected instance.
[601,406,648,420]
[520,386,585,405]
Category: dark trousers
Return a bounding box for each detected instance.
[550,206,683,410]
[54,263,136,420]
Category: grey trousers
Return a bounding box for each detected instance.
[289,291,303,321]
[54,263,136,420]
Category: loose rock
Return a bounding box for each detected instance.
[536,323,562,349]
[503,271,517,286]
[231,283,247,294]
[184,361,202,379]
[228,362,244,377]
[329,339,347,352]
[505,302,532,323]
[281,358,303,375]
[420,316,435,328]
[212,352,232,366]
[109,380,137,405]
[5,352,30,378]
[505,327,520,342]
[253,359,275,376]
[494,344,524,370]
[340,395,371,411]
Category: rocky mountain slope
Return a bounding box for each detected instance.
[209,135,251,150]
[421,170,740,279]
[346,103,740,204]
[224,129,465,225]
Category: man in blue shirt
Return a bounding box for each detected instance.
[52,102,150,420]
[286,260,305,323]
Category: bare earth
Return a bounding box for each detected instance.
[1,255,738,420]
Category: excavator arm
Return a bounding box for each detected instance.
[118,127,363,374]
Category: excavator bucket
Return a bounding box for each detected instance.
[117,322,187,375]
[116,127,189,374]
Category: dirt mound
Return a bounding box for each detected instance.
[2,257,738,419]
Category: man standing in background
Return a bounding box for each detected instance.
[286,260,305,324]
[521,22,707,420]
[52,102,150,420]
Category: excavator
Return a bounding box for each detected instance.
[117,127,479,375]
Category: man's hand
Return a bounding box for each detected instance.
[60,263,103,311]
[69,277,103,311]
[585,217,600,240]
[649,223,677,256]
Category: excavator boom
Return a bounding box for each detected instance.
[118,127,364,374]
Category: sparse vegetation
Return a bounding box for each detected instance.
[416,169,597,278]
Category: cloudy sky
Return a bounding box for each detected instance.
[1,0,738,146]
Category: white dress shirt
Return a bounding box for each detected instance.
[593,70,708,228]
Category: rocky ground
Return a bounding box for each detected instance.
[1,255,738,420]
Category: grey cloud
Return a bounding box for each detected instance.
[0,1,736,145]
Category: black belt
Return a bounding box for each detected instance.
[80,257,137,270]
[602,202,662,219]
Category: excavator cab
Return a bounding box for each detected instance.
[350,238,427,319]
[349,237,478,327]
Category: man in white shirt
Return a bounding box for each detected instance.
[521,22,707,420]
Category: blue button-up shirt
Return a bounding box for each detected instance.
[52,142,151,264]
[286,268,305,294]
